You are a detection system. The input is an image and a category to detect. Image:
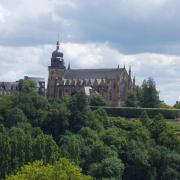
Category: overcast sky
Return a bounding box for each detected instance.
[0,0,180,104]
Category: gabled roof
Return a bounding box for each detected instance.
[0,82,19,90]
[64,68,123,79]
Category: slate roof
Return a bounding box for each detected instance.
[64,68,123,79]
[0,82,19,90]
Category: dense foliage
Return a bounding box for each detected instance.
[7,158,92,180]
[92,106,180,119]
[0,80,179,179]
[89,94,106,106]
[126,77,161,108]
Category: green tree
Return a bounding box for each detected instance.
[6,158,93,180]
[93,108,110,128]
[44,135,59,164]
[99,157,124,179]
[139,111,151,127]
[89,94,106,106]
[140,78,160,108]
[89,142,118,164]
[68,92,88,132]
[150,146,180,180]
[9,128,26,172]
[100,127,128,157]
[89,157,124,179]
[150,114,167,141]
[79,127,98,145]
[24,134,33,163]
[20,79,36,94]
[5,108,27,128]
[33,134,58,163]
[0,125,11,178]
[123,140,150,180]
[125,91,138,107]
[59,133,83,164]
[43,102,70,140]
[162,167,180,180]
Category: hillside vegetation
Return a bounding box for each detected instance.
[0,80,179,180]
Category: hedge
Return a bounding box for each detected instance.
[91,106,180,119]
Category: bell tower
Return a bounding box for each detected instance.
[50,41,65,69]
[47,41,66,97]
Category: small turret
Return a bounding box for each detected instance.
[133,76,135,86]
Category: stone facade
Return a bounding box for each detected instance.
[47,41,136,106]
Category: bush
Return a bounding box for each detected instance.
[91,107,180,119]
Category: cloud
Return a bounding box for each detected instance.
[0,0,180,53]
[0,45,50,81]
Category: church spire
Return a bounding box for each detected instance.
[68,62,71,70]
[56,41,60,51]
[129,66,131,77]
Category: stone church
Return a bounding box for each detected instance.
[47,41,136,106]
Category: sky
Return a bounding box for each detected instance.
[0,0,180,104]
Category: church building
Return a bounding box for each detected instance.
[47,41,136,106]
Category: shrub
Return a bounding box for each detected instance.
[91,107,180,119]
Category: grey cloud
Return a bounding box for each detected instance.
[1,0,180,54]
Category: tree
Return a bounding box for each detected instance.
[89,94,106,106]
[89,142,118,164]
[150,114,179,150]
[150,114,167,141]
[123,140,150,180]
[150,146,180,180]
[162,167,180,180]
[89,157,125,179]
[6,158,93,180]
[59,134,83,164]
[125,91,138,107]
[20,79,37,94]
[100,127,128,157]
[93,108,110,128]
[140,78,160,108]
[5,108,27,128]
[24,134,33,163]
[68,92,88,132]
[43,102,70,140]
[33,134,58,163]
[8,128,26,172]
[79,127,98,145]
[69,92,87,112]
[0,126,11,178]
[139,111,151,127]
[98,157,124,179]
